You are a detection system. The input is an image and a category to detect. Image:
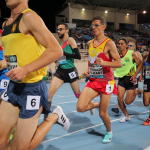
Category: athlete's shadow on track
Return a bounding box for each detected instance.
[36,144,60,150]
[67,113,97,133]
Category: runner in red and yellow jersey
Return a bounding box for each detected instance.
[76,16,122,143]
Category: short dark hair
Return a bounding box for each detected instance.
[119,38,128,44]
[92,16,106,25]
[58,23,69,29]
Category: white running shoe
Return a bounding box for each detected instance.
[52,106,70,130]
[120,116,130,123]
[90,108,95,115]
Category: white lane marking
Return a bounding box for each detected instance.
[144,146,150,150]
[39,99,143,119]
[41,110,150,144]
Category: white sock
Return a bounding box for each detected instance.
[108,131,112,134]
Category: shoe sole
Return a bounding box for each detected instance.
[102,136,113,144]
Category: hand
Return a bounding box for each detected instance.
[83,71,90,77]
[96,57,104,66]
[0,61,3,70]
[5,66,28,82]
[130,75,136,83]
[139,75,143,82]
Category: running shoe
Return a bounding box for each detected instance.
[137,88,142,98]
[102,132,113,143]
[120,116,130,122]
[142,117,150,125]
[52,106,70,130]
[111,108,119,114]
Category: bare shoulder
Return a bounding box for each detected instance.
[68,37,75,42]
[22,10,41,24]
[87,40,92,46]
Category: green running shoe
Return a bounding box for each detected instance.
[10,128,16,141]
[102,132,113,143]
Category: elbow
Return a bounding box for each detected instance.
[118,61,123,68]
[78,55,81,60]
[57,47,63,58]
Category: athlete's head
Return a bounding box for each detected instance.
[5,0,28,9]
[128,41,136,51]
[91,16,106,36]
[57,23,69,39]
[118,38,128,51]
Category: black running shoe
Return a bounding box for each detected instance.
[111,108,119,114]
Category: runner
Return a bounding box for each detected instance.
[114,39,142,122]
[44,23,81,120]
[0,0,70,149]
[77,16,122,143]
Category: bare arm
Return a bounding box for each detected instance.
[6,11,63,81]
[96,40,122,68]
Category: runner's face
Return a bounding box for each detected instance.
[128,42,135,50]
[5,0,24,9]
[118,40,128,51]
[92,20,106,36]
[57,25,67,39]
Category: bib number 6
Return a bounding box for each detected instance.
[26,96,40,110]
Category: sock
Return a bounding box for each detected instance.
[74,92,80,98]
[108,131,112,134]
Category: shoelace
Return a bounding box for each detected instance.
[145,118,150,123]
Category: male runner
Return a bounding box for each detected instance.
[114,39,142,122]
[44,23,81,120]
[77,16,122,143]
[140,45,150,125]
[0,0,70,149]
[112,39,143,114]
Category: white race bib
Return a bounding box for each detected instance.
[0,79,9,89]
[26,96,40,110]
[1,89,9,101]
[69,71,77,79]
[144,84,147,90]
[106,85,113,93]
[58,55,67,65]
[146,71,150,79]
[89,65,104,78]
[5,55,18,71]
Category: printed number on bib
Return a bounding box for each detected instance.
[26,96,40,110]
[146,71,150,79]
[58,56,67,65]
[106,85,113,93]
[144,84,147,90]
[1,80,9,89]
[1,89,9,101]
[69,71,77,79]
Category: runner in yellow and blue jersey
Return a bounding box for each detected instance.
[0,0,70,149]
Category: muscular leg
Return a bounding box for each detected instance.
[77,87,99,112]
[70,80,81,98]
[117,86,128,117]
[99,93,112,132]
[0,101,19,149]
[125,90,136,105]
[44,77,64,120]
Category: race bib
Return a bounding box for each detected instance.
[106,85,113,93]
[26,96,40,110]
[146,71,150,79]
[144,84,147,90]
[89,63,104,78]
[1,89,9,101]
[5,55,18,71]
[69,71,77,79]
[0,79,9,89]
[58,55,67,65]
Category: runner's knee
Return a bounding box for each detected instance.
[76,104,86,112]
[99,110,107,119]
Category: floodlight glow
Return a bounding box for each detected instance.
[82,8,85,11]
[105,11,108,13]
[143,10,146,14]
[127,13,129,15]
